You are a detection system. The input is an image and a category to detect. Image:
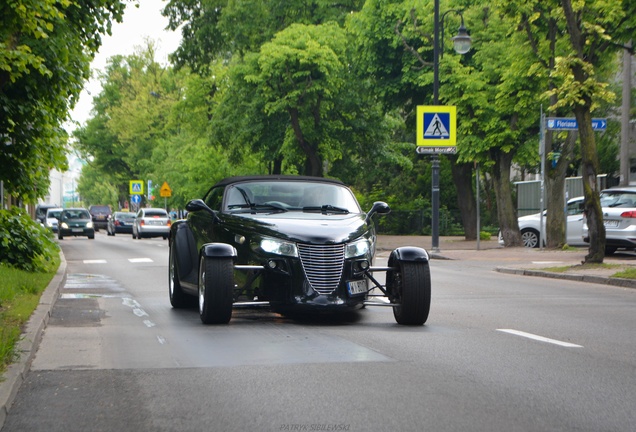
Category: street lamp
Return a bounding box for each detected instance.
[430,0,471,253]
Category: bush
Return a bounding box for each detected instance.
[0,208,59,272]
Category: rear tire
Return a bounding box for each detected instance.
[198,256,234,324]
[389,260,431,325]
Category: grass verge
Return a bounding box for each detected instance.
[0,256,59,376]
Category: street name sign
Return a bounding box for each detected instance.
[546,117,607,131]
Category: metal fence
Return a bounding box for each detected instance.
[516,175,608,216]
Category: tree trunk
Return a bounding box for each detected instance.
[289,108,322,177]
[491,148,522,247]
[575,104,605,263]
[449,157,477,240]
[545,131,576,248]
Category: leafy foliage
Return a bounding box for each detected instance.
[0,0,126,202]
[0,208,59,272]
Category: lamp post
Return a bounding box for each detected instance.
[430,0,471,252]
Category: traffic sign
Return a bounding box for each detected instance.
[130,180,144,195]
[416,106,457,151]
[546,117,607,131]
[160,181,172,198]
[131,194,141,204]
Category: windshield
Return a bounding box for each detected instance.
[224,181,361,213]
[47,210,62,218]
[63,210,91,219]
[599,191,636,208]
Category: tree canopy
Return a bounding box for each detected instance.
[1,0,126,202]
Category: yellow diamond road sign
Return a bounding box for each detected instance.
[160,181,172,198]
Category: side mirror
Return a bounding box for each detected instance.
[365,201,390,224]
[186,199,220,222]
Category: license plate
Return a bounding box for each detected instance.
[347,279,367,295]
[604,220,619,228]
[72,228,83,233]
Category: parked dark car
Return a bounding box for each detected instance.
[58,208,95,240]
[107,211,136,235]
[169,175,431,325]
[89,205,111,231]
[133,208,171,239]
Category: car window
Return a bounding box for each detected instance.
[63,210,90,219]
[600,191,636,208]
[117,213,135,220]
[204,186,224,210]
[223,181,361,213]
[144,209,168,217]
[566,200,584,215]
[47,210,62,218]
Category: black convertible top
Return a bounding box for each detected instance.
[212,175,345,188]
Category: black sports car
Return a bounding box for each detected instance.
[169,176,431,325]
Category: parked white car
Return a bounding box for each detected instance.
[44,207,64,233]
[583,186,636,255]
[500,197,586,248]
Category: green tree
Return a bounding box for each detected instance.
[0,0,125,201]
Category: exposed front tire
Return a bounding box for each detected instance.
[388,260,431,325]
[521,228,540,248]
[198,256,234,324]
[169,242,194,308]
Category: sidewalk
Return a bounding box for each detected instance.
[378,235,636,289]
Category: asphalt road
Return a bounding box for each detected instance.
[2,232,636,431]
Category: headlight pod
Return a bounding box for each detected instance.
[260,238,298,257]
[345,238,370,258]
[86,222,93,228]
[60,222,69,229]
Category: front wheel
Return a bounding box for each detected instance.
[388,260,431,325]
[198,256,234,324]
[169,243,195,308]
[521,229,540,248]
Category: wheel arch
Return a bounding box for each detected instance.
[200,242,238,259]
[388,246,430,266]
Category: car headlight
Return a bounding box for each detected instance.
[60,222,68,229]
[345,238,370,258]
[86,222,93,228]
[260,238,298,257]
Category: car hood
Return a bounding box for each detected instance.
[230,212,370,244]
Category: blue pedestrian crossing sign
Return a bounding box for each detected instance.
[416,106,457,153]
[129,180,144,195]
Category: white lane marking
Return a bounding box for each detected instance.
[83,259,107,264]
[157,336,166,345]
[143,320,156,328]
[129,258,153,263]
[497,329,583,348]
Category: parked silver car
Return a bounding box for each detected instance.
[499,197,586,247]
[583,186,636,255]
[132,207,171,239]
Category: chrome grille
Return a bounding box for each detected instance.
[297,244,345,295]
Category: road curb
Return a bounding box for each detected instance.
[496,267,636,289]
[0,251,66,429]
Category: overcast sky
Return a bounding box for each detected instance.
[67,1,182,131]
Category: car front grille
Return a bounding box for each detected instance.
[297,244,345,295]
